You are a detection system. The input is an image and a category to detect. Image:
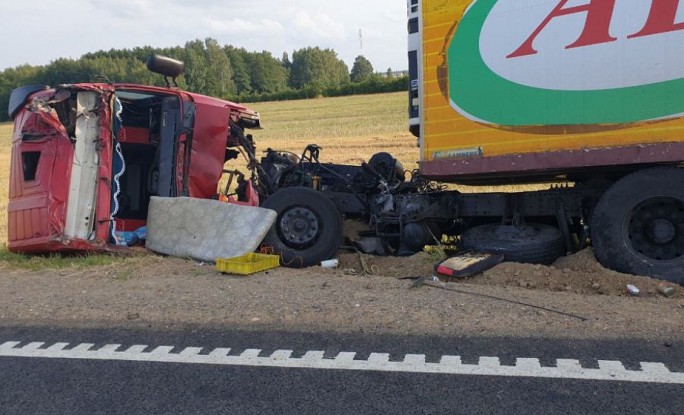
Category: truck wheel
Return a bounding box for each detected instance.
[591,167,684,284]
[261,187,343,268]
[460,223,565,265]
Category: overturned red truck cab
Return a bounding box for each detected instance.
[7,56,260,253]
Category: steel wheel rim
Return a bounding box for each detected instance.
[627,197,684,261]
[277,206,321,248]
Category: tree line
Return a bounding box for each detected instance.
[0,38,407,122]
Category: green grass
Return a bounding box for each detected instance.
[0,246,133,272]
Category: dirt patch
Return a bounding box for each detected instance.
[1,249,682,341]
[337,250,435,279]
[335,248,683,298]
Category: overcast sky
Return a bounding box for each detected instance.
[0,0,408,72]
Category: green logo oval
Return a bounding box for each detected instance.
[449,0,684,127]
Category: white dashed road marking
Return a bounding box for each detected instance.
[1,341,682,385]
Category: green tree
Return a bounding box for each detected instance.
[0,64,43,121]
[183,39,209,94]
[245,51,289,93]
[225,46,252,95]
[350,55,374,82]
[78,46,186,87]
[204,38,235,97]
[282,52,291,72]
[289,47,349,89]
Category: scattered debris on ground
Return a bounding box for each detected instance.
[334,247,683,298]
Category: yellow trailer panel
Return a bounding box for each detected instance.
[411,0,684,183]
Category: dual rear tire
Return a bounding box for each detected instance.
[591,168,684,285]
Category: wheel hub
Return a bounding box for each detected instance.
[649,219,676,244]
[279,207,320,248]
[628,197,684,260]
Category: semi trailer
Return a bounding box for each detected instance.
[400,0,684,283]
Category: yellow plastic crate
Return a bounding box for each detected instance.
[216,253,280,275]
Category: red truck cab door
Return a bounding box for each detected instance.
[8,87,108,253]
[7,84,195,253]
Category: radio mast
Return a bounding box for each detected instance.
[359,29,364,56]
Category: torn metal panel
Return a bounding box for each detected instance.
[64,91,100,239]
[8,90,72,250]
[7,86,115,253]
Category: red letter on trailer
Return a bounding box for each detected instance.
[629,0,684,38]
[507,0,618,58]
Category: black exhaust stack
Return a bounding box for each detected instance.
[146,54,185,87]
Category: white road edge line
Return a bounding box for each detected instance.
[0,341,682,385]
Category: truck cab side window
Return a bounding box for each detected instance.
[22,152,40,181]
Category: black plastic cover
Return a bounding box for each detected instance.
[8,84,49,119]
[408,50,419,132]
[408,17,419,34]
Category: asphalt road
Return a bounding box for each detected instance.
[0,326,682,414]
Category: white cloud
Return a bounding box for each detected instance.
[0,0,408,72]
[206,18,285,36]
[88,0,155,19]
[292,11,348,40]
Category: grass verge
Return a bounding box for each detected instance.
[0,247,134,272]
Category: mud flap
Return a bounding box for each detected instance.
[145,197,277,263]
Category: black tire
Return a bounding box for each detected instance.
[261,187,343,268]
[460,223,565,265]
[591,167,684,285]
